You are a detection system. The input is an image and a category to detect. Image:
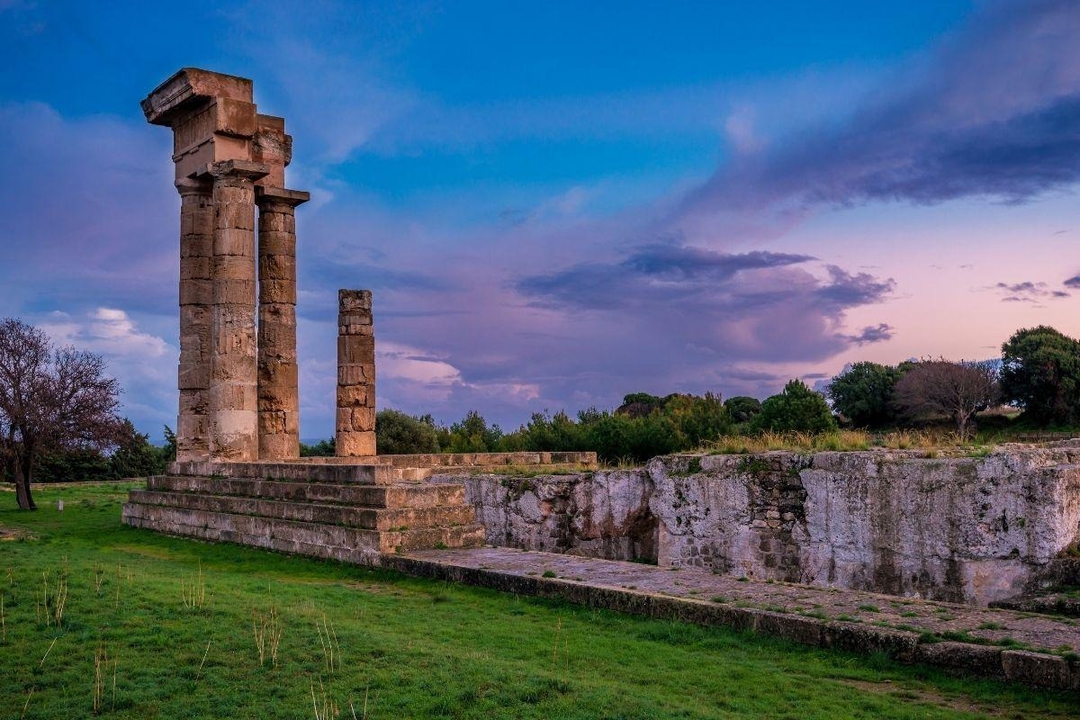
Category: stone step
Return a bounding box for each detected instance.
[146,475,464,509]
[168,461,399,485]
[127,489,477,531]
[121,503,485,561]
[990,592,1080,617]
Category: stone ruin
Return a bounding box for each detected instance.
[123,68,597,562]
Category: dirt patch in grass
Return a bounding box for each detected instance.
[0,526,36,541]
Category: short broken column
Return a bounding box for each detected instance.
[207,159,268,461]
[336,290,376,457]
[175,177,214,462]
[256,186,309,460]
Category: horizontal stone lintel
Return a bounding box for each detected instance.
[256,186,310,206]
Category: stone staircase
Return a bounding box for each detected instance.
[122,460,487,565]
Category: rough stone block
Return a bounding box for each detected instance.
[338,336,375,364]
[259,432,299,460]
[351,407,376,432]
[337,431,376,457]
[214,227,256,257]
[337,384,370,408]
[339,289,372,311]
[259,409,287,434]
[179,278,213,305]
[260,280,297,304]
[214,279,257,306]
[218,200,256,231]
[180,233,213,258]
[259,254,296,281]
[209,381,258,411]
[180,256,211,281]
[213,254,256,280]
[178,362,210,391]
[1001,650,1077,690]
[338,363,371,385]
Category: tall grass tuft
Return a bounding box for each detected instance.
[310,677,338,720]
[92,642,109,715]
[316,614,340,675]
[253,601,284,668]
[37,570,68,628]
[181,563,207,610]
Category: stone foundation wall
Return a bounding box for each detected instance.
[438,444,1080,605]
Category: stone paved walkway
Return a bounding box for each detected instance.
[384,547,1080,691]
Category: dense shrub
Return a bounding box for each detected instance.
[753,380,836,433]
[376,409,439,454]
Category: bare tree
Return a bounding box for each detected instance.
[0,319,121,509]
[892,359,998,440]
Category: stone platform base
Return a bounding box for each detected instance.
[122,452,597,565]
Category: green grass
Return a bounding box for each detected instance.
[1,483,1077,719]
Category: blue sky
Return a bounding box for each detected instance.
[1,0,1077,441]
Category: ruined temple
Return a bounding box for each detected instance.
[123,68,596,561]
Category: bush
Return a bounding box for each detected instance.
[754,380,836,433]
[376,410,439,454]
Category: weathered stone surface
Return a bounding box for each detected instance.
[336,289,376,458]
[447,446,1080,606]
[445,470,657,561]
[255,188,305,460]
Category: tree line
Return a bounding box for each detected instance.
[355,325,1080,462]
[5,315,1079,508]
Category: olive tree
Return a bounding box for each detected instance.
[0,318,121,509]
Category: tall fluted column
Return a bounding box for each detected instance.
[256,186,309,459]
[207,159,268,461]
[336,289,376,457]
[175,177,214,461]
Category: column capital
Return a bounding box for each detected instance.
[204,159,269,182]
[256,186,310,208]
[175,176,213,197]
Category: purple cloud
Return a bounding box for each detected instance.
[676,0,1080,228]
[989,280,1070,303]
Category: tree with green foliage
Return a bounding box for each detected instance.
[754,380,836,433]
[438,410,503,453]
[1000,326,1080,426]
[299,438,335,457]
[376,409,440,454]
[892,359,997,439]
[723,396,762,425]
[663,392,730,447]
[826,361,903,428]
[108,419,170,478]
[615,393,665,418]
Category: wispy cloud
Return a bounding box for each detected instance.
[989,280,1070,303]
[673,0,1080,241]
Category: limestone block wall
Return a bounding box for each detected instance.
[451,470,657,562]
[446,445,1080,606]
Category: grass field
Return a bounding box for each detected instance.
[0,482,1076,719]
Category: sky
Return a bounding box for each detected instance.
[1,0,1078,442]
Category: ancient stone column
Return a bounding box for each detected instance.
[256,187,309,460]
[207,159,268,461]
[336,290,376,457]
[175,177,214,461]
